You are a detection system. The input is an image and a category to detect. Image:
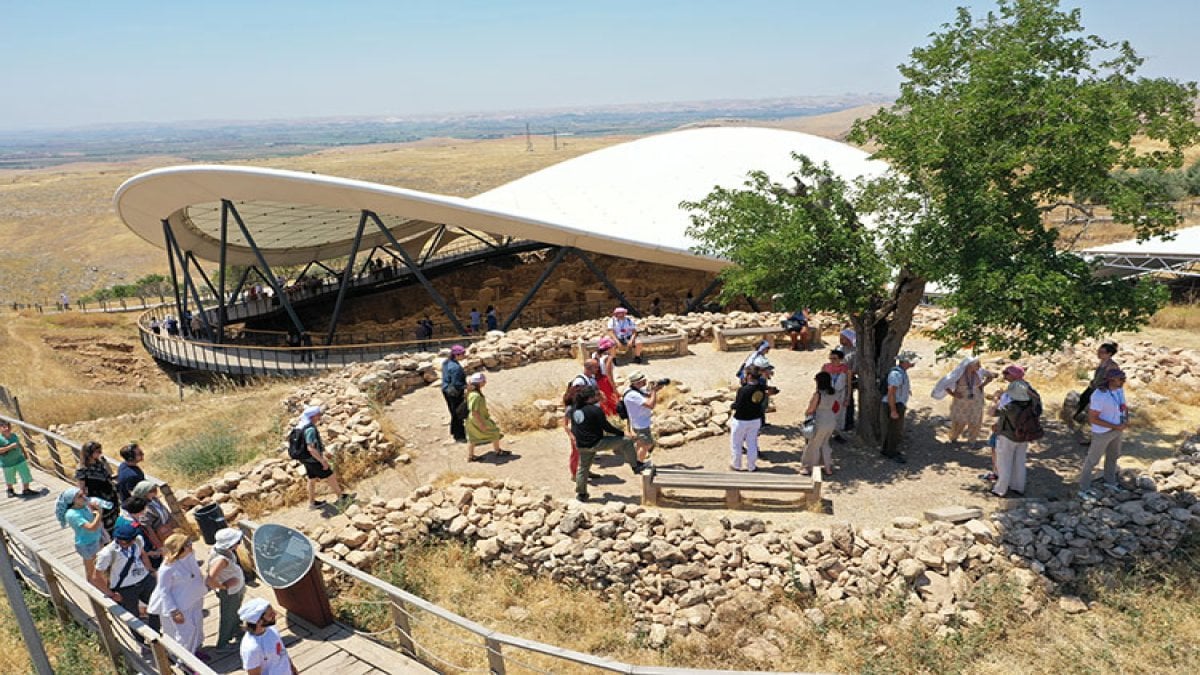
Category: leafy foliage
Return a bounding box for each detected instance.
[159,423,251,480]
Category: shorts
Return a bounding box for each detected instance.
[75,539,102,561]
[3,460,32,485]
[301,459,334,479]
[633,427,656,448]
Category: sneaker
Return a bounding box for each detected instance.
[978,472,998,482]
[634,461,653,475]
[576,493,590,502]
[310,500,325,509]
[5,488,14,499]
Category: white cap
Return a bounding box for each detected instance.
[238,597,271,623]
[213,528,243,550]
[468,372,487,384]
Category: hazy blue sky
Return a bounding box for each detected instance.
[1,0,1195,130]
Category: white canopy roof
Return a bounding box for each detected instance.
[1081,225,1200,278]
[113,127,888,271]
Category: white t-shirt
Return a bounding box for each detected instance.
[624,388,653,430]
[1089,387,1127,434]
[94,540,150,590]
[241,627,292,675]
[608,316,637,340]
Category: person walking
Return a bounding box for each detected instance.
[57,487,104,581]
[569,386,644,502]
[465,373,506,462]
[1,420,39,497]
[76,440,119,534]
[91,522,160,633]
[148,534,208,660]
[991,365,1035,497]
[881,351,919,464]
[239,599,298,675]
[802,372,839,475]
[441,345,468,443]
[1079,368,1129,497]
[206,528,247,651]
[293,406,347,509]
[932,356,996,444]
[729,365,768,472]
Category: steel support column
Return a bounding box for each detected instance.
[229,265,254,304]
[326,211,369,347]
[685,276,723,314]
[223,200,307,337]
[420,225,447,265]
[502,246,569,330]
[162,220,185,324]
[217,202,229,343]
[163,222,214,338]
[366,211,467,334]
[572,248,639,316]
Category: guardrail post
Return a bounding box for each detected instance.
[42,434,68,480]
[34,555,71,625]
[0,535,54,674]
[88,596,126,673]
[390,599,416,656]
[486,635,506,675]
[151,637,174,673]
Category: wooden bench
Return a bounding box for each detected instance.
[712,324,823,351]
[572,332,689,363]
[641,466,822,509]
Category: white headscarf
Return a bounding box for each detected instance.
[295,405,322,429]
[931,356,979,400]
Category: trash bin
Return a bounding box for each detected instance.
[253,524,334,628]
[193,503,227,545]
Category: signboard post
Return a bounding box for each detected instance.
[252,524,334,628]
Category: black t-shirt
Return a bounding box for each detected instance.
[570,403,623,448]
[732,382,768,421]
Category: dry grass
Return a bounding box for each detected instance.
[490,380,564,433]
[0,586,124,675]
[1149,304,1200,331]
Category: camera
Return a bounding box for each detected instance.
[653,378,671,389]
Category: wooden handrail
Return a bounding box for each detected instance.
[0,515,214,674]
[235,519,806,675]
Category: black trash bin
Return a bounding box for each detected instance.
[193,503,227,545]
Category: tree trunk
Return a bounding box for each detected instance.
[853,270,927,445]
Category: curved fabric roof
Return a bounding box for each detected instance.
[1081,225,1200,278]
[114,127,888,271]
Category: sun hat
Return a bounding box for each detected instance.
[450,344,466,356]
[1006,380,1032,402]
[468,372,487,384]
[596,337,616,351]
[1002,365,1025,379]
[751,355,773,370]
[238,597,272,624]
[613,307,628,315]
[113,522,139,542]
[214,528,244,551]
[131,480,157,499]
[627,371,647,384]
[162,533,191,562]
[897,350,920,363]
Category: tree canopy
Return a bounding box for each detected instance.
[684,0,1199,440]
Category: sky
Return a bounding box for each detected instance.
[1,0,1196,131]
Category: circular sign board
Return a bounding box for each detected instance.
[252,524,315,589]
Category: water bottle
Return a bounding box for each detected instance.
[89,497,113,510]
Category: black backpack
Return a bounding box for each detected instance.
[287,425,311,460]
[1010,387,1045,442]
[879,367,903,397]
[616,389,638,421]
[455,398,470,420]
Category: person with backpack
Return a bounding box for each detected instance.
[289,406,347,509]
[881,351,919,463]
[570,386,645,502]
[621,371,661,466]
[91,522,160,633]
[729,365,772,471]
[990,365,1041,497]
[1079,368,1129,497]
[1074,342,1119,444]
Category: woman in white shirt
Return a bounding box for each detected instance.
[1079,368,1129,497]
[206,528,247,650]
[148,534,208,658]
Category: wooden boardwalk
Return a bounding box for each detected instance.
[0,466,433,674]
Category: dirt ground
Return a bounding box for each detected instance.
[303,336,1199,531]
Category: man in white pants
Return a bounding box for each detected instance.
[991,365,1034,498]
[1079,368,1129,498]
[729,365,770,471]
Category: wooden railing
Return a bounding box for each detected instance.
[0,409,186,522]
[0,515,213,674]
[235,520,803,675]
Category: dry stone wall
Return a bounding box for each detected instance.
[294,429,1200,656]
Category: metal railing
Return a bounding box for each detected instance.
[236,519,802,675]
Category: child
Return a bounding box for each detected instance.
[0,420,38,497]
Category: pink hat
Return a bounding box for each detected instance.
[596,337,616,350]
[450,345,466,355]
[612,307,628,315]
[1002,365,1025,379]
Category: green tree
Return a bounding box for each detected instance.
[686,0,1199,443]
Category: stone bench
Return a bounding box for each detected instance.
[572,332,689,363]
[641,466,822,509]
[712,324,824,351]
